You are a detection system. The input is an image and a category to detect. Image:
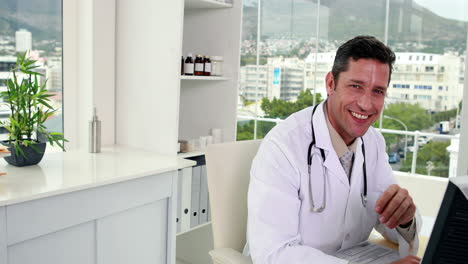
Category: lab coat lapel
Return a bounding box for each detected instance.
[313,103,350,188]
[349,138,364,192]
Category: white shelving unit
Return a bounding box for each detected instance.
[176,221,212,236]
[185,0,232,9]
[180,75,229,81]
[178,0,240,143]
[176,0,242,263]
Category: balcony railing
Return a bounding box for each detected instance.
[237,115,459,176]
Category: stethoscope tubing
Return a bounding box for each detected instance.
[307,103,368,212]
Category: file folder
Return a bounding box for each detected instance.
[176,169,183,233]
[199,165,209,224]
[207,193,211,222]
[180,167,192,232]
[190,166,201,228]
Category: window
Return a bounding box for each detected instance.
[425,66,434,72]
[239,0,466,181]
[0,1,63,142]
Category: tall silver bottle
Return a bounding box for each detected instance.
[89,107,101,153]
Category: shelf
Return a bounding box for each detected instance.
[176,221,211,236]
[184,0,232,9]
[180,75,228,81]
[178,151,205,159]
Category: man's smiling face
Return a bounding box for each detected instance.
[326,58,389,145]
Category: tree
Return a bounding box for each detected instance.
[380,102,432,131]
[399,141,450,177]
[237,120,276,141]
[377,102,433,152]
[237,89,324,141]
[431,101,462,123]
[261,89,324,119]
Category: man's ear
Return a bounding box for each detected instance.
[325,72,335,96]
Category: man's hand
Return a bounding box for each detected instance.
[374,184,416,229]
[390,255,421,264]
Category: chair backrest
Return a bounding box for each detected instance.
[205,140,262,252]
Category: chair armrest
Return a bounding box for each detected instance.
[209,248,253,264]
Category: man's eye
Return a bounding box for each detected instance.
[374,89,385,95]
[351,84,360,88]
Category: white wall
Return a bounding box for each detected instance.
[395,172,448,217]
[115,0,184,154]
[63,0,116,151]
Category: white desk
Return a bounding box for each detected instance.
[0,145,195,264]
[370,216,436,258]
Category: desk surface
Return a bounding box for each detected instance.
[370,235,429,258]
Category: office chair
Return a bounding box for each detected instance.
[205,140,262,264]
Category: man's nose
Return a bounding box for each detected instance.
[357,93,372,111]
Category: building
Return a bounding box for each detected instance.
[388,52,463,112]
[306,52,464,112]
[240,57,306,102]
[15,29,32,52]
[47,58,63,92]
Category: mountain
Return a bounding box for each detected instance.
[242,0,467,54]
[0,0,61,41]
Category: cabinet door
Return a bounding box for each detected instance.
[8,221,95,264]
[97,200,168,264]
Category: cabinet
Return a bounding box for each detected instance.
[177,1,243,263]
[0,171,177,264]
[178,0,242,143]
[114,0,243,262]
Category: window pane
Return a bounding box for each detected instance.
[238,0,324,141]
[385,0,466,177]
[0,0,63,144]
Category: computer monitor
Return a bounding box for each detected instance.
[422,176,468,264]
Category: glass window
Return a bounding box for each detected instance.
[0,0,63,142]
[238,0,466,182]
[386,0,465,177]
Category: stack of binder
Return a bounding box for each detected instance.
[176,164,211,233]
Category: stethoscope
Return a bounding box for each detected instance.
[307,104,367,213]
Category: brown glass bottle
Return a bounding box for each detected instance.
[184,53,194,75]
[194,55,204,76]
[203,56,212,76]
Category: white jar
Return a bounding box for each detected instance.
[211,56,224,76]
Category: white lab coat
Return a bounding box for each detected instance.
[246,102,421,264]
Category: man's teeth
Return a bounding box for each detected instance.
[351,111,369,120]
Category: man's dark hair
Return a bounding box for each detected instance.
[332,36,396,84]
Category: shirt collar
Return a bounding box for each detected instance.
[323,102,358,157]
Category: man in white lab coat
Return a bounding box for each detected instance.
[245,36,421,264]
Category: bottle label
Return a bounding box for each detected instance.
[184,63,194,74]
[195,63,204,72]
[204,63,211,73]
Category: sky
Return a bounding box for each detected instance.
[413,0,467,22]
[243,0,468,22]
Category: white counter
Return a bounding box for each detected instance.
[0,145,196,206]
[0,145,195,264]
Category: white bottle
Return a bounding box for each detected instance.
[184,53,194,75]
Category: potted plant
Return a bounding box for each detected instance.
[0,51,66,166]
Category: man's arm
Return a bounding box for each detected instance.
[372,131,421,257]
